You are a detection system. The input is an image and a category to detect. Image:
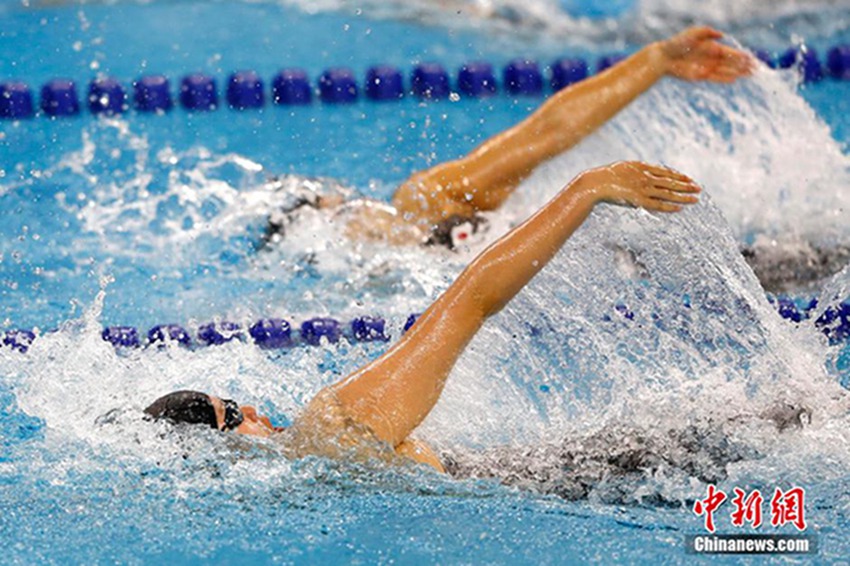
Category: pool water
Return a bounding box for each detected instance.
[2,1,850,563]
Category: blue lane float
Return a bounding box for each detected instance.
[753,49,776,69]
[6,42,850,121]
[403,313,420,333]
[3,330,35,353]
[503,59,543,96]
[778,46,823,82]
[88,77,126,115]
[365,65,404,101]
[0,81,34,119]
[827,45,850,79]
[411,63,450,99]
[318,68,358,104]
[134,75,172,112]
[249,319,293,349]
[351,316,390,342]
[102,326,140,348]
[597,54,626,73]
[198,321,243,345]
[301,317,341,345]
[458,61,497,97]
[774,296,805,323]
[148,324,192,347]
[227,71,264,109]
[41,79,80,117]
[180,74,218,111]
[2,299,849,355]
[812,302,850,344]
[272,69,312,105]
[550,58,589,91]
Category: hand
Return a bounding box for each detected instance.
[584,161,701,213]
[659,26,754,83]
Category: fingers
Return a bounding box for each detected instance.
[718,47,757,74]
[685,26,723,42]
[645,200,684,213]
[700,43,756,75]
[611,161,702,213]
[647,175,701,194]
[648,187,700,204]
[705,68,746,83]
[628,161,694,184]
[668,36,755,84]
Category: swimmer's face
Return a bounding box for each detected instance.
[209,396,276,438]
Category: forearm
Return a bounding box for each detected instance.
[526,43,668,153]
[330,175,598,444]
[393,43,669,219]
[462,172,599,316]
[461,42,669,185]
[330,161,695,446]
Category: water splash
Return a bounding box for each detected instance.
[269,0,850,45]
[3,15,850,504]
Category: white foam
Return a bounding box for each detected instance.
[267,0,850,45]
[5,17,850,499]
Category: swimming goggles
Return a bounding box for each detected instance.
[221,399,244,431]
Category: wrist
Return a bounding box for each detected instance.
[569,169,609,205]
[640,41,671,77]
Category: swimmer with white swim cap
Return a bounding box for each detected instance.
[147,27,754,471]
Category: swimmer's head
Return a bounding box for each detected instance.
[144,390,276,437]
[425,214,488,250]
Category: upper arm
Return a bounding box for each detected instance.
[329,275,488,447]
[315,175,599,449]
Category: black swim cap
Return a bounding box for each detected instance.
[144,390,218,430]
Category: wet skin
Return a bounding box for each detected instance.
[209,396,277,437]
[208,394,446,471]
[153,27,752,474]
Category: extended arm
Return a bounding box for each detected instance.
[391,27,751,225]
[299,162,700,451]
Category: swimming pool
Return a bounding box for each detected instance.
[2,0,850,563]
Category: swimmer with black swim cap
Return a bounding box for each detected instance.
[148,27,754,472]
[145,390,279,437]
[148,155,705,473]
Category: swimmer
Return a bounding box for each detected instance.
[263,26,753,250]
[147,159,704,471]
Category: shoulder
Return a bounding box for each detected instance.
[284,389,392,462]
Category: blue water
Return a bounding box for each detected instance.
[2,1,850,564]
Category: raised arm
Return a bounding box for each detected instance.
[300,162,700,452]
[391,27,751,225]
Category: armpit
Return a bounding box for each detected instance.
[282,389,396,464]
[395,438,446,473]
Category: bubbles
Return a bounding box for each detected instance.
[2,10,850,508]
[273,0,850,45]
